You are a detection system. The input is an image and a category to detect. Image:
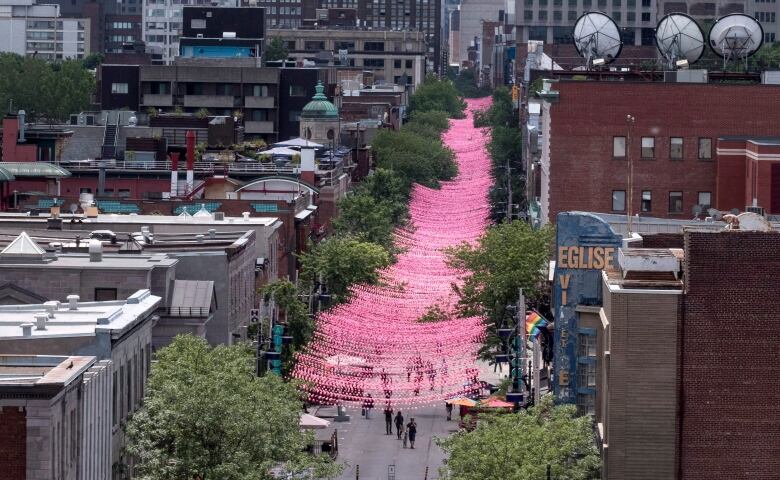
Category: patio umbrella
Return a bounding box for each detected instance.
[446,397,477,407]
[479,398,514,409]
[299,413,331,430]
[258,147,299,157]
[274,137,324,148]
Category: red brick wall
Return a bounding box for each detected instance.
[548,82,780,223]
[680,231,780,479]
[0,407,27,480]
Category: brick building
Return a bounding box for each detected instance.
[530,81,780,225]
[0,355,112,480]
[598,228,780,479]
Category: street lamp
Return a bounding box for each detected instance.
[626,115,636,235]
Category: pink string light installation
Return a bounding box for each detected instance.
[292,98,493,409]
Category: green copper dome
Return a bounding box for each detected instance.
[301,81,339,119]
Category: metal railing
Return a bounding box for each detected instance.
[162,306,211,317]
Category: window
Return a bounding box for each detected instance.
[698,137,712,159]
[641,136,655,158]
[304,40,325,51]
[568,10,578,21]
[578,361,596,388]
[569,0,577,5]
[126,361,133,414]
[669,191,683,213]
[95,288,118,301]
[289,85,307,97]
[598,0,607,7]
[627,11,636,21]
[112,370,118,426]
[216,84,232,96]
[698,191,712,209]
[612,0,620,6]
[641,11,650,21]
[524,9,534,19]
[553,10,562,20]
[529,26,548,40]
[670,137,683,159]
[613,136,626,157]
[118,189,130,198]
[613,11,622,21]
[252,84,268,97]
[641,190,652,212]
[583,0,592,6]
[250,109,269,121]
[405,59,413,68]
[111,82,129,94]
[334,41,355,50]
[394,59,402,68]
[578,333,596,357]
[364,41,385,51]
[79,187,92,194]
[577,392,595,415]
[364,58,385,67]
[612,190,626,211]
[642,0,650,6]
[288,110,301,122]
[553,26,574,43]
[538,10,548,20]
[190,18,206,28]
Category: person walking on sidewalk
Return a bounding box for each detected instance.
[406,418,418,449]
[384,406,394,435]
[394,411,404,439]
[363,394,374,419]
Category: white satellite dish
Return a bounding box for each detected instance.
[573,12,623,69]
[708,13,763,69]
[655,13,706,68]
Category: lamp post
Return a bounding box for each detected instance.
[626,114,635,235]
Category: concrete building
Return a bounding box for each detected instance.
[299,81,340,148]
[0,0,89,60]
[457,0,504,69]
[528,80,780,226]
[0,289,161,474]
[268,28,427,87]
[0,355,112,480]
[179,6,264,59]
[141,0,238,64]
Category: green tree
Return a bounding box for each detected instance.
[264,36,289,63]
[262,280,312,349]
[125,335,340,480]
[299,235,391,303]
[446,221,554,357]
[449,68,492,98]
[81,52,104,70]
[409,75,467,118]
[333,193,399,249]
[372,128,457,188]
[437,395,601,480]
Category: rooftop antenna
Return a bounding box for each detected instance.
[655,13,706,69]
[573,12,622,69]
[708,13,763,70]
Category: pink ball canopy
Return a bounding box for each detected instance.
[292,98,494,408]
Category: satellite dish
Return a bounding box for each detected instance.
[707,208,719,217]
[655,13,706,68]
[573,12,623,68]
[708,13,763,69]
[692,204,703,216]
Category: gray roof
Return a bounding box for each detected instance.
[59,126,104,161]
[171,280,215,310]
[0,162,71,178]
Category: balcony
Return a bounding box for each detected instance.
[244,96,275,108]
[142,94,173,106]
[244,121,275,134]
[183,95,234,108]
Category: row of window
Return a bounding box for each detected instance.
[533,26,656,45]
[611,189,711,213]
[613,136,712,160]
[756,11,777,22]
[525,9,651,21]
[27,20,86,29]
[110,21,136,29]
[526,0,652,6]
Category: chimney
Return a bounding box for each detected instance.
[67,294,80,310]
[242,212,250,221]
[20,323,33,337]
[196,234,204,243]
[300,147,316,185]
[208,228,216,239]
[35,313,48,330]
[18,110,26,143]
[43,301,59,318]
[89,239,103,262]
[185,130,195,193]
[170,151,180,198]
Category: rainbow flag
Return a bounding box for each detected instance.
[525,310,548,339]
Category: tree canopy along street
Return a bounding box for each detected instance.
[293,98,492,409]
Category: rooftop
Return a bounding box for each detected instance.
[0,355,96,388]
[0,289,161,340]
[0,212,281,227]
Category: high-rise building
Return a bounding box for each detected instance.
[38,0,141,54]
[141,0,238,64]
[0,0,90,60]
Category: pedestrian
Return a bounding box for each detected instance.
[384,406,394,435]
[363,394,374,419]
[394,411,404,439]
[446,402,453,421]
[402,427,409,448]
[406,418,418,449]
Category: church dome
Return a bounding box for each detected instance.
[301,81,339,119]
